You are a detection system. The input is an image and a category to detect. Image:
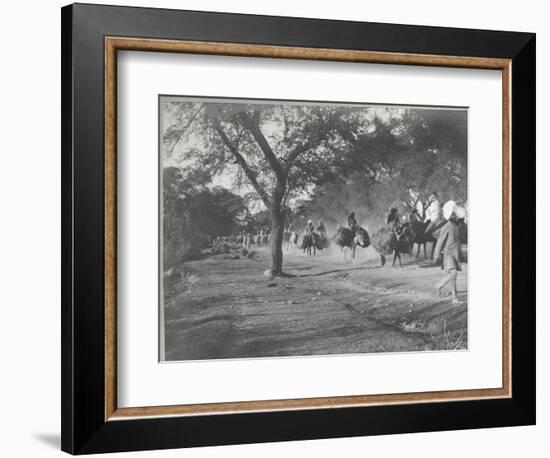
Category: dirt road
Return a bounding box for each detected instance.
[164,244,467,361]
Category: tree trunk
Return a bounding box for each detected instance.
[270,207,285,275]
[270,182,286,276]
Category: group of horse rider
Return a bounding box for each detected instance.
[301,220,327,237]
[345,203,464,305]
[240,225,271,249]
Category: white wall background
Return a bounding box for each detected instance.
[0,1,544,456]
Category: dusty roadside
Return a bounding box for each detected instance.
[164,245,467,361]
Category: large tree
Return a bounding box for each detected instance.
[163,101,354,275]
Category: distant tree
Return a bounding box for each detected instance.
[162,166,247,268]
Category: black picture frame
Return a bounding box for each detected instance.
[61,3,535,454]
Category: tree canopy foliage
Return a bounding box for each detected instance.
[163,166,248,267]
[301,109,468,229]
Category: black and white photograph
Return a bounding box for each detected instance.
[160,96,468,361]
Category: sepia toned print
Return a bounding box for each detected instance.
[160,96,468,361]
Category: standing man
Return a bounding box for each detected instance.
[433,207,462,305]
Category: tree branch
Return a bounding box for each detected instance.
[283,112,335,168]
[237,111,286,183]
[285,138,316,167]
[210,116,271,207]
[166,106,203,156]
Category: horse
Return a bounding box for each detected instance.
[301,232,322,255]
[409,219,437,259]
[316,231,329,250]
[370,225,416,267]
[333,226,370,262]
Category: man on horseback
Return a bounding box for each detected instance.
[386,207,400,232]
[348,212,358,234]
[302,220,318,255]
[316,220,328,250]
[317,220,326,235]
[335,213,369,261]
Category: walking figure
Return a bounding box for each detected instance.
[434,207,464,305]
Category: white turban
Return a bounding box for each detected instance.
[455,206,467,220]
